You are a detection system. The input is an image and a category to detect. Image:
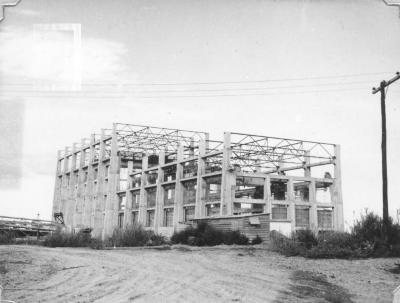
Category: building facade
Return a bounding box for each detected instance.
[52,123,344,239]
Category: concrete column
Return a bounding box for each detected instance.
[287,177,296,230]
[304,151,311,177]
[59,147,69,226]
[52,150,62,215]
[138,154,148,225]
[332,145,344,231]
[123,161,134,227]
[92,131,106,237]
[221,132,234,216]
[264,176,271,214]
[65,144,77,228]
[83,135,95,228]
[77,140,87,228]
[195,139,206,218]
[154,152,165,232]
[52,150,62,217]
[173,146,184,227]
[103,124,119,238]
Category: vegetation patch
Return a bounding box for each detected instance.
[271,212,400,259]
[107,224,166,247]
[171,222,249,246]
[276,270,354,303]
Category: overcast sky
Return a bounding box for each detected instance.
[0,0,399,227]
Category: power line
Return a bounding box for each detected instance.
[0,87,369,100]
[0,80,377,94]
[0,71,393,87]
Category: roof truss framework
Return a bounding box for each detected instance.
[112,123,208,160]
[229,133,335,171]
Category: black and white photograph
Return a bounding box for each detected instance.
[0,1,400,302]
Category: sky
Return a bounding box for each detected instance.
[0,0,399,228]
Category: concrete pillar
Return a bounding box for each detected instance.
[264,176,271,214]
[83,135,95,228]
[309,179,317,231]
[221,132,234,216]
[91,130,106,237]
[304,151,311,177]
[138,154,148,225]
[154,151,165,232]
[103,124,119,238]
[173,146,184,227]
[195,139,206,218]
[287,177,296,230]
[123,160,134,227]
[332,145,344,231]
[52,150,62,217]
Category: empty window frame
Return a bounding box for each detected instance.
[184,206,195,222]
[204,155,222,174]
[59,158,65,173]
[233,202,264,215]
[163,184,175,206]
[146,188,157,207]
[131,191,140,209]
[147,170,158,185]
[93,167,98,180]
[75,152,81,170]
[270,179,288,201]
[183,180,197,205]
[271,205,288,220]
[146,210,155,227]
[206,203,220,217]
[316,182,332,203]
[317,209,333,229]
[235,176,264,199]
[118,212,124,228]
[204,176,222,202]
[132,173,141,188]
[83,170,88,183]
[93,146,99,163]
[294,181,310,202]
[182,160,198,178]
[118,195,126,211]
[164,208,174,227]
[163,165,177,182]
[148,154,159,168]
[295,206,310,227]
[105,165,110,178]
[83,149,90,166]
[132,211,139,225]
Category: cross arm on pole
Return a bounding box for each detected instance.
[372,72,400,94]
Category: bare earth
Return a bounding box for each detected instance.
[0,245,399,303]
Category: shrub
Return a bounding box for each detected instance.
[271,211,400,259]
[0,231,16,244]
[43,231,102,248]
[108,224,165,247]
[251,235,263,245]
[171,222,249,246]
[295,229,317,249]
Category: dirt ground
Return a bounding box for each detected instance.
[0,245,399,303]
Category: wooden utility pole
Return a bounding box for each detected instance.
[372,71,400,240]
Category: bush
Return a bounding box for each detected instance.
[251,235,263,245]
[0,231,16,244]
[107,224,166,247]
[271,211,400,259]
[171,222,249,246]
[43,231,102,248]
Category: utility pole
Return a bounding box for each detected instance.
[372,71,400,241]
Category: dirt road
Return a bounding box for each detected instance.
[0,245,399,303]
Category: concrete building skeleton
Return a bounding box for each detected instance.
[52,123,344,239]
